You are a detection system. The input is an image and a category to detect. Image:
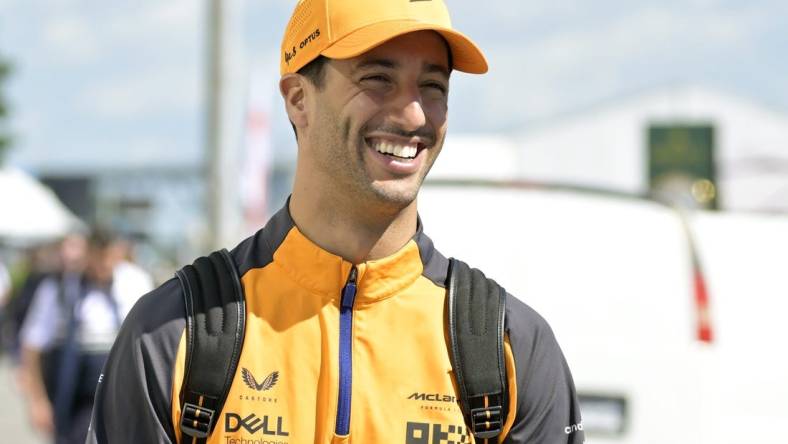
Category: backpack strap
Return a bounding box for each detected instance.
[175,249,246,443]
[447,258,508,441]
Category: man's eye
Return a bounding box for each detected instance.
[362,75,390,83]
[423,82,447,94]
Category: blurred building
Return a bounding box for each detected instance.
[32,166,204,265]
[30,162,293,269]
[433,85,788,213]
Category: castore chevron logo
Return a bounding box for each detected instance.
[242,369,279,391]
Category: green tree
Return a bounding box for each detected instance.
[0,54,11,166]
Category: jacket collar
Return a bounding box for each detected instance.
[264,201,429,305]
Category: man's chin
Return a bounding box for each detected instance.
[367,180,421,209]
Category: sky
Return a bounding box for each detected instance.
[0,0,787,174]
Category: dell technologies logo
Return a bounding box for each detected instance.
[225,413,289,436]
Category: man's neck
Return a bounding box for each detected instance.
[288,189,418,264]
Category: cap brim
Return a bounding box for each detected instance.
[320,21,488,74]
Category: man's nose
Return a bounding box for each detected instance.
[389,90,427,132]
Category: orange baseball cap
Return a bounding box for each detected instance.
[280,0,488,76]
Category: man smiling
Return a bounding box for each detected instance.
[88,1,584,443]
[283,30,454,265]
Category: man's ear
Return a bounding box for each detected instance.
[280,74,308,131]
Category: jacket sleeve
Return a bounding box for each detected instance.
[503,294,585,444]
[86,278,185,444]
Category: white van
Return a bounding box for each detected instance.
[418,182,788,444]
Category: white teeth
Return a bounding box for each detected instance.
[373,141,418,159]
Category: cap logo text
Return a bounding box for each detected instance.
[299,28,321,50]
[284,46,297,65]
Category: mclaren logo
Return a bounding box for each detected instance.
[407,392,457,403]
[242,369,279,392]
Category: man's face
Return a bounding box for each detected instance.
[86,246,116,285]
[60,234,87,273]
[302,31,450,209]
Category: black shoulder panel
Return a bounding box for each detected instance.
[413,218,449,288]
[232,201,295,277]
[502,295,586,444]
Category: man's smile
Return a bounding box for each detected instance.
[371,140,417,159]
[364,134,430,159]
[363,135,429,175]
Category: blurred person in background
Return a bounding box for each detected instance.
[0,258,10,311]
[18,229,152,444]
[0,259,11,342]
[2,236,82,360]
[105,234,154,290]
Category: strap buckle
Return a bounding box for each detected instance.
[470,405,503,439]
[180,402,215,439]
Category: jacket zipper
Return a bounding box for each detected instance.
[335,266,358,435]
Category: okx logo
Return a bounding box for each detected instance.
[242,369,279,391]
[406,422,469,444]
[225,413,289,436]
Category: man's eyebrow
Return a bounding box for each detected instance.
[424,62,450,79]
[352,58,398,74]
[351,59,449,78]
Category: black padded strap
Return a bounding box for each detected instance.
[447,258,508,441]
[175,249,246,443]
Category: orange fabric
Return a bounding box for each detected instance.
[501,338,518,439]
[171,331,187,444]
[279,0,488,75]
[172,225,517,443]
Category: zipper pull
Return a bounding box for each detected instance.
[341,266,358,310]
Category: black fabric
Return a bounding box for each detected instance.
[234,199,295,277]
[56,400,93,444]
[413,217,450,288]
[447,258,508,440]
[501,294,585,444]
[176,249,246,441]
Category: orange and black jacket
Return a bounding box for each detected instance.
[88,204,584,443]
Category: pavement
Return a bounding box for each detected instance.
[0,356,47,443]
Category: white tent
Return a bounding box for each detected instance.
[0,168,84,242]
